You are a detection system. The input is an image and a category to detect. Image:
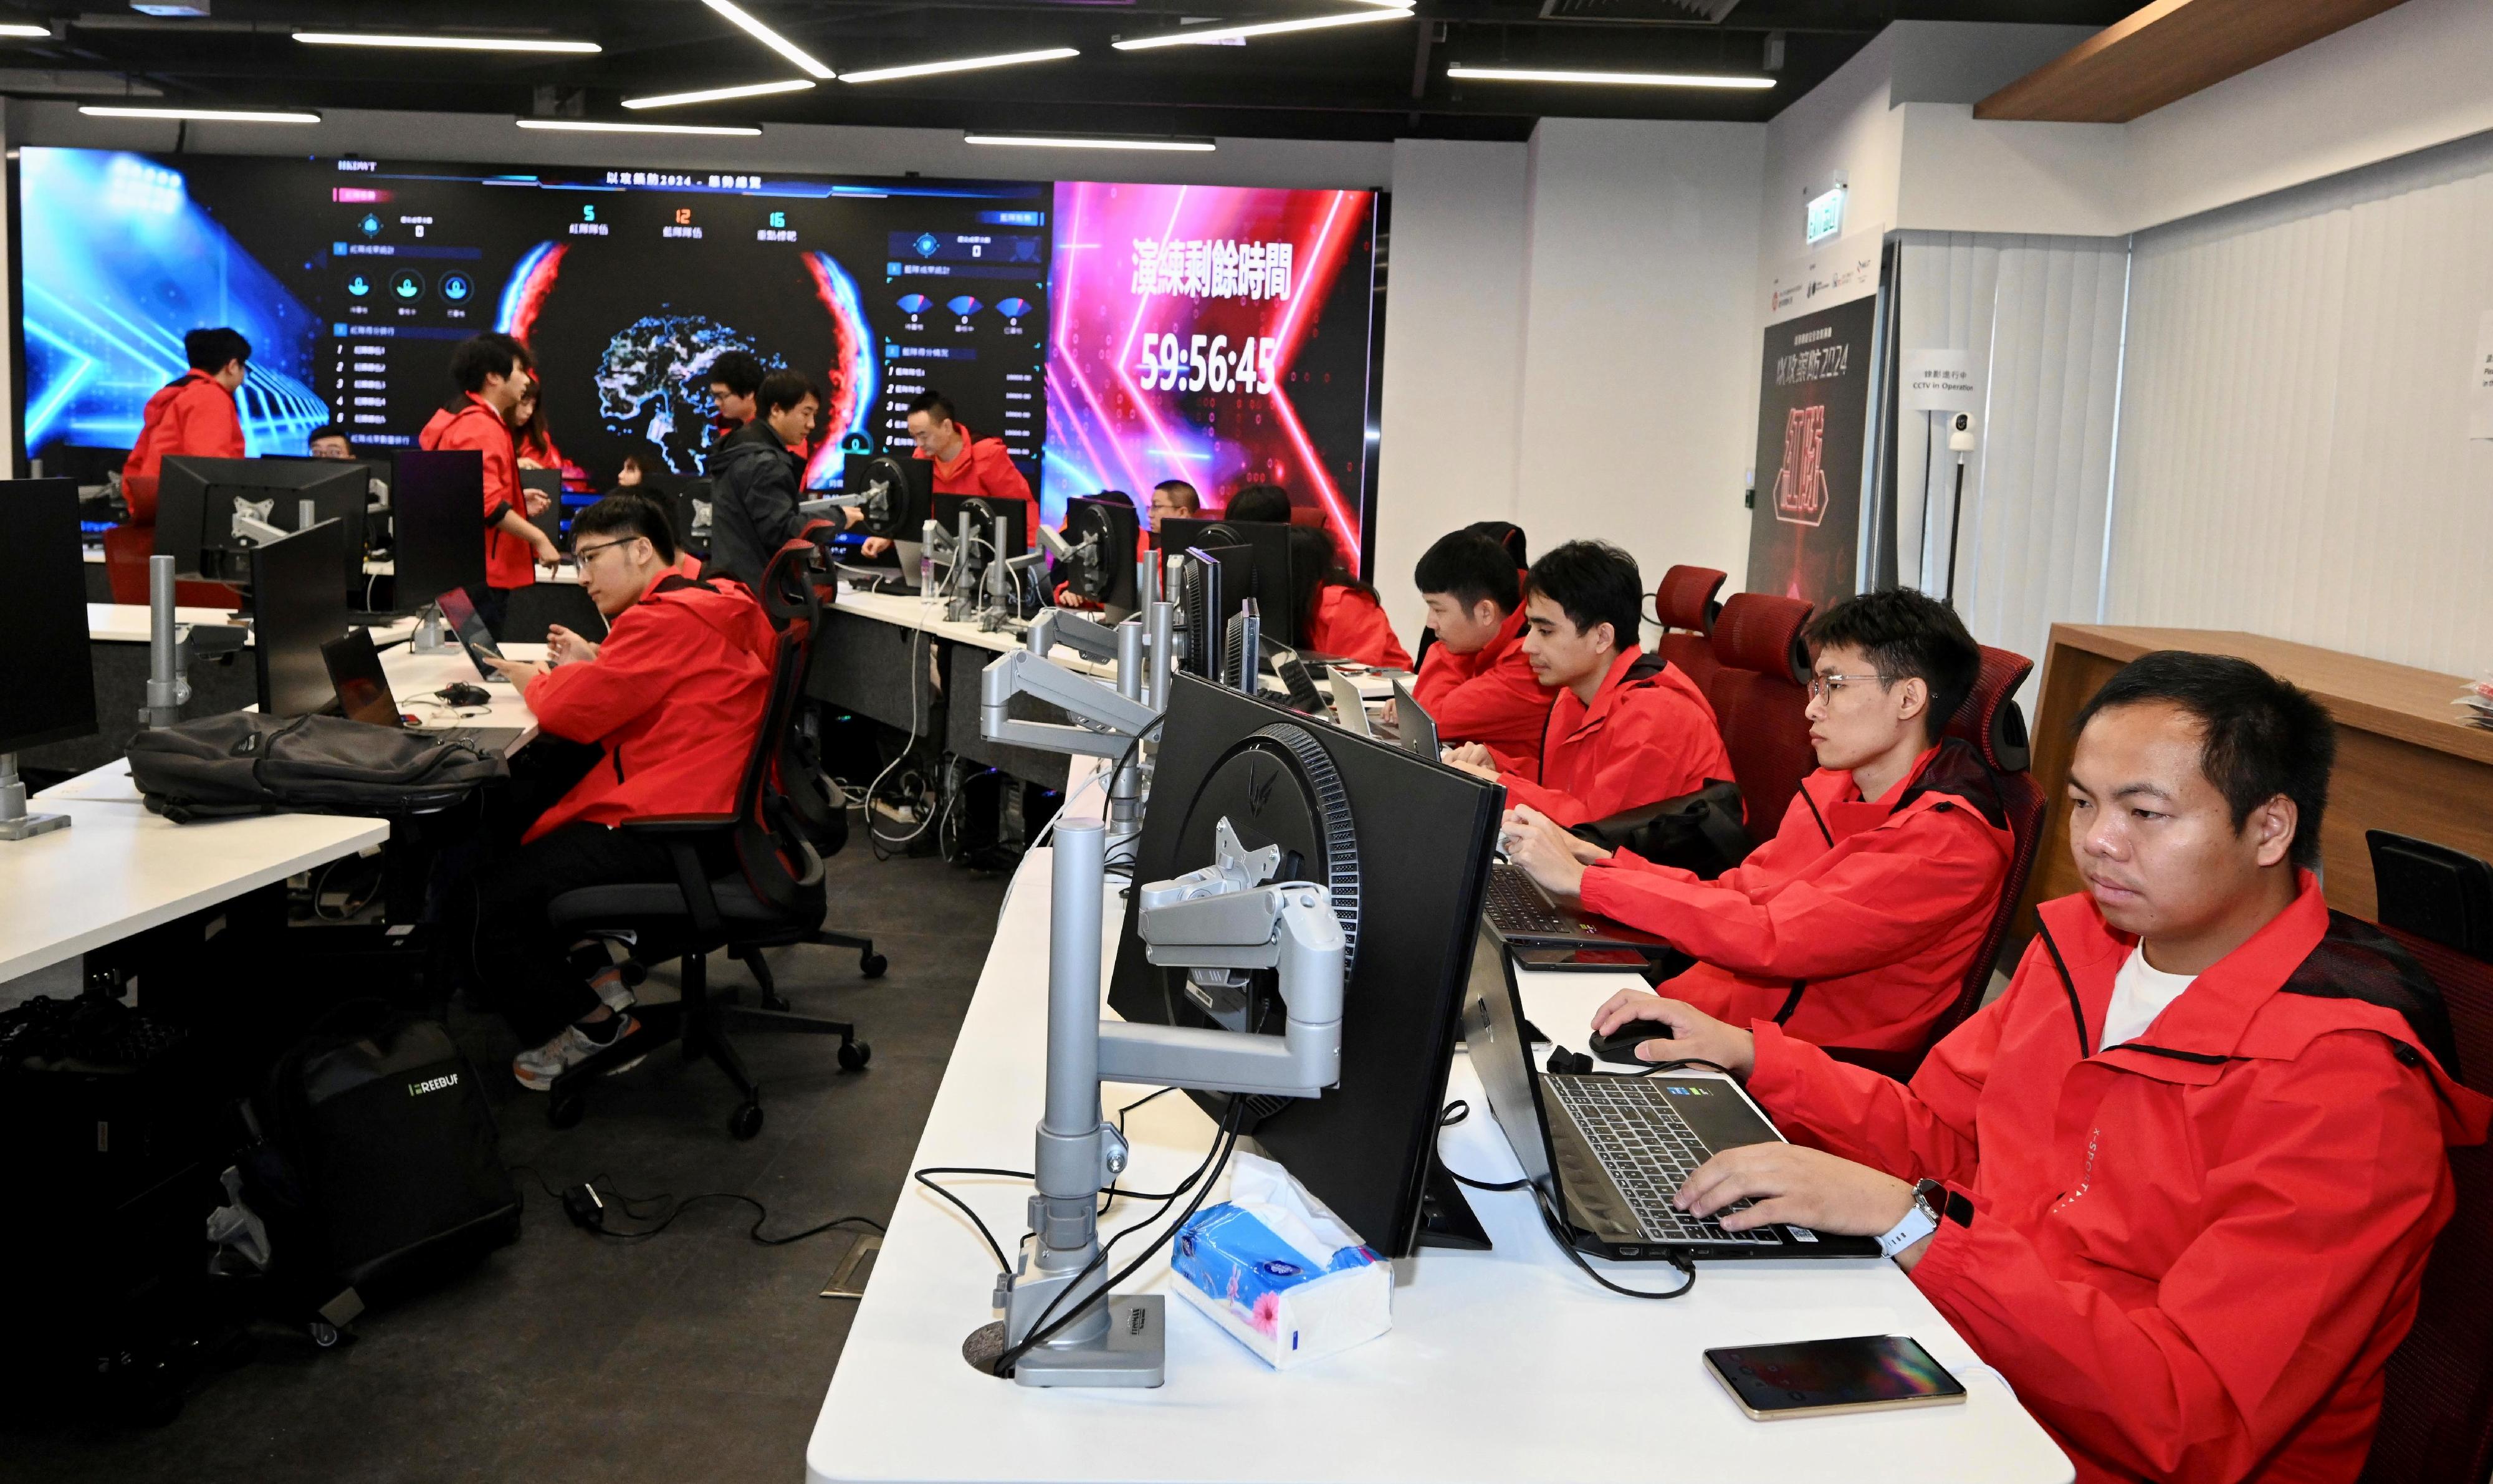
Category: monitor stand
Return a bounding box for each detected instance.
[1414,1158,1491,1251]
[0,752,69,841]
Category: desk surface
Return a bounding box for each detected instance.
[835,585,1115,678]
[804,848,2070,1484]
[85,605,423,648]
[3,641,543,984]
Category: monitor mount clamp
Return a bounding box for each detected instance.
[972,815,1343,1387]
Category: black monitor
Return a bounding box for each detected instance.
[932,492,1028,559]
[1058,494,1141,621]
[251,519,350,719]
[1160,517,1302,648]
[0,479,100,753]
[840,451,934,541]
[390,449,487,609]
[521,468,567,550]
[155,456,366,600]
[39,445,130,487]
[1173,544,1256,685]
[1106,674,1503,1258]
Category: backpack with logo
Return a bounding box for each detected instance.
[241,1006,519,1323]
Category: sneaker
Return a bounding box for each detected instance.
[512,1015,644,1091]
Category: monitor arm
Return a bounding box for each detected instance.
[987,816,1344,1388]
[981,620,1169,847]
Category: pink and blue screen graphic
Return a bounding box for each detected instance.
[19,149,329,461]
[1041,181,1378,571]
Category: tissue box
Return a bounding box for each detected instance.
[1171,1202,1392,1369]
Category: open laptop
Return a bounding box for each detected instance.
[433,586,504,682]
[1326,671,1372,736]
[1391,679,1437,759]
[1483,860,1682,957]
[1462,922,1877,1261]
[323,629,524,754]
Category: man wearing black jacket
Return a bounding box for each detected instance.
[702,369,820,588]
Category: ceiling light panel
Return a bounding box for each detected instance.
[80,105,320,123]
[964,133,1216,152]
[623,79,816,110]
[515,119,762,136]
[294,32,601,54]
[841,48,1079,85]
[1114,8,1415,51]
[702,0,835,80]
[1445,65,1774,88]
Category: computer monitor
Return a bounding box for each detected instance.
[156,456,368,600]
[1160,517,1303,648]
[520,468,567,550]
[1106,674,1504,1258]
[1057,494,1141,621]
[664,479,712,559]
[932,492,1028,559]
[389,449,487,610]
[36,445,130,488]
[1172,544,1255,684]
[0,479,100,754]
[251,519,350,719]
[840,451,935,542]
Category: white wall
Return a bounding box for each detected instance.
[1371,138,1529,618]
[1511,118,1764,621]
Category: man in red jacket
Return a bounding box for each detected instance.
[1444,540,1730,828]
[907,388,1032,515]
[472,494,777,1089]
[1502,588,2011,1053]
[1410,529,1549,779]
[1596,651,2490,1484]
[419,333,556,634]
[109,327,252,605]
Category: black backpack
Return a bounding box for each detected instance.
[241,1008,519,1320]
[127,712,507,823]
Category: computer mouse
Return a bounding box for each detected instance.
[442,682,490,708]
[1587,1021,1675,1066]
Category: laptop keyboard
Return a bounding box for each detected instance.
[1485,864,1587,938]
[1548,1075,1779,1247]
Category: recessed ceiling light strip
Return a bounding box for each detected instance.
[515,119,763,136]
[294,32,601,54]
[702,0,835,80]
[963,132,1215,152]
[623,79,816,110]
[1445,65,1773,89]
[1113,7,1415,51]
[80,105,322,123]
[841,47,1080,85]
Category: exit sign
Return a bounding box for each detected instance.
[1806,186,1847,245]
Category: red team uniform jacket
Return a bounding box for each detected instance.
[121,370,245,519]
[1304,584,1414,670]
[918,422,1033,508]
[1581,740,2012,1053]
[419,394,533,590]
[1498,649,1731,827]
[1745,876,2490,1484]
[1411,603,1548,779]
[518,573,776,844]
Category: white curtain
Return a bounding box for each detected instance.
[1892,232,2131,708]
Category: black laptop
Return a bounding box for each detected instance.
[323,628,523,754]
[1483,859,1682,959]
[433,586,505,682]
[1462,921,1877,1261]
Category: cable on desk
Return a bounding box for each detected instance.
[1432,1101,1696,1301]
[912,1091,1219,1275]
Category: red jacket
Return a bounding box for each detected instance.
[1582,740,2012,1053]
[121,370,244,521]
[419,395,532,590]
[919,421,1033,511]
[1747,876,2491,1484]
[1304,584,1414,670]
[518,572,776,843]
[1412,603,1548,779]
[1498,649,1731,828]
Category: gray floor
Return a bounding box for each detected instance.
[1,843,1012,1484]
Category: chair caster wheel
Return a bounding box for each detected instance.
[307,1321,343,1350]
[730,1103,765,1140]
[838,1040,871,1072]
[548,1094,585,1130]
[859,952,888,979]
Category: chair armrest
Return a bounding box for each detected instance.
[620,812,737,838]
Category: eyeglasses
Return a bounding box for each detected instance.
[1806,672,1893,701]
[574,537,635,565]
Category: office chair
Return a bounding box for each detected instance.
[2368,832,2493,959]
[1703,593,1817,836]
[2359,924,2491,1484]
[1650,565,1727,696]
[540,542,868,1139]
[1821,645,2044,1083]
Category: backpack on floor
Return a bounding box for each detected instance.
[241,1007,519,1320]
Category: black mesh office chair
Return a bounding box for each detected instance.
[541,541,868,1139]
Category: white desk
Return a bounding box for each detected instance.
[835,583,1116,679]
[86,602,254,645]
[805,846,2072,1484]
[2,641,547,985]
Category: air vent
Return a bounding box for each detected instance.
[1538,0,1742,21]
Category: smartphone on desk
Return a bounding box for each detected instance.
[1705,1335,1966,1420]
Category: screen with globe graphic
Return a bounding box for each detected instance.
[16,148,1051,509]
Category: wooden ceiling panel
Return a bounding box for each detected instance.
[1974,0,2411,124]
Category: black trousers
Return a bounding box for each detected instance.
[472,821,683,1046]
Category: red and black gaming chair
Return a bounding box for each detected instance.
[1703,593,1816,838]
[1821,645,2046,1083]
[1650,565,1726,696]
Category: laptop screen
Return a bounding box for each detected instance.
[322,629,400,727]
[1459,921,1563,1197]
[1394,680,1437,758]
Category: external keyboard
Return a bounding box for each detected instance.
[1548,1075,1779,1246]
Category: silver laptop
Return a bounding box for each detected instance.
[1392,680,1437,759]
[1328,672,1371,737]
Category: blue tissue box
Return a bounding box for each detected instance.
[1171,1202,1392,1369]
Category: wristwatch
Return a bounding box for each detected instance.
[1877,1178,1948,1260]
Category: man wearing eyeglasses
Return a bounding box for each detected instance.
[1501,587,2012,1055]
[474,494,776,1090]
[906,388,1031,529]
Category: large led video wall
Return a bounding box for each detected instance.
[16,148,1380,566]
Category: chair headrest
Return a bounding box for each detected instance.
[1943,644,2035,773]
[1712,593,1814,683]
[760,537,826,627]
[1655,566,1726,634]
